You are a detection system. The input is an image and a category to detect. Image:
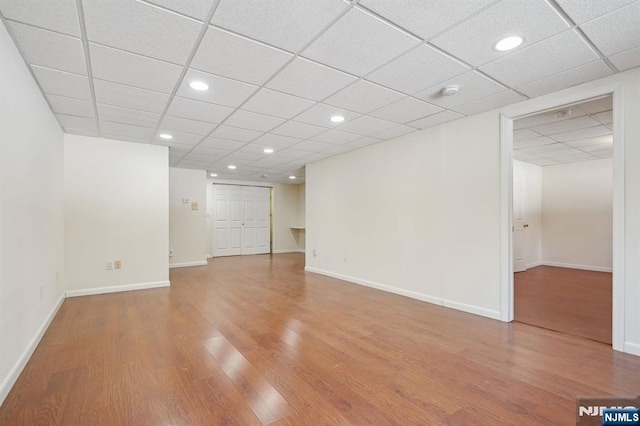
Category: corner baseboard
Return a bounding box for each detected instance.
[0,292,65,406]
[624,342,640,357]
[66,280,170,298]
[274,249,306,254]
[542,261,612,273]
[442,299,501,320]
[169,260,208,269]
[526,261,543,269]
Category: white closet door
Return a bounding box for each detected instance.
[212,185,271,257]
[242,186,271,255]
[213,185,242,257]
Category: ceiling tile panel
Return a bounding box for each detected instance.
[514,136,556,149]
[406,110,464,129]
[242,89,315,119]
[94,79,169,113]
[414,71,506,109]
[166,96,234,123]
[90,43,183,93]
[152,140,193,153]
[176,69,258,107]
[7,22,86,75]
[431,0,570,67]
[593,110,613,125]
[97,104,160,128]
[517,61,613,98]
[100,121,155,139]
[564,135,613,148]
[154,130,204,146]
[366,44,469,95]
[211,0,349,52]
[83,0,202,64]
[549,126,612,142]
[608,47,640,71]
[359,0,494,41]
[210,125,263,142]
[336,115,397,135]
[31,66,92,100]
[480,30,598,88]
[324,80,405,114]
[160,115,216,136]
[303,8,420,76]
[579,2,640,56]
[293,103,361,127]
[369,97,443,124]
[0,0,81,36]
[554,0,635,24]
[200,137,247,150]
[266,57,357,101]
[453,91,526,116]
[224,110,286,132]
[271,121,327,139]
[372,125,416,140]
[192,26,292,85]
[103,133,151,144]
[310,129,362,144]
[290,140,337,152]
[346,136,383,148]
[46,94,94,118]
[514,129,541,141]
[530,115,602,135]
[57,114,97,133]
[253,134,303,148]
[144,0,216,21]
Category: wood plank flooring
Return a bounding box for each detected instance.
[514,265,612,344]
[1,254,638,425]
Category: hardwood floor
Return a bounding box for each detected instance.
[1,254,638,425]
[514,265,612,345]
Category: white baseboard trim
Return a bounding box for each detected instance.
[541,261,612,273]
[0,292,65,406]
[526,261,543,269]
[442,299,501,321]
[66,280,170,298]
[169,260,208,269]
[624,342,640,357]
[274,249,306,254]
[305,266,499,321]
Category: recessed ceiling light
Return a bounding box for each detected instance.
[159,133,173,140]
[210,173,218,177]
[189,81,210,91]
[330,115,345,123]
[227,165,236,170]
[493,36,524,52]
[263,148,274,154]
[289,175,296,180]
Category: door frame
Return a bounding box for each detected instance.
[499,82,625,352]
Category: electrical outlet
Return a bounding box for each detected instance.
[114,260,122,270]
[106,260,114,271]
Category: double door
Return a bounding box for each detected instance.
[212,185,271,257]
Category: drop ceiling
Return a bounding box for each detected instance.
[514,95,612,166]
[0,0,638,183]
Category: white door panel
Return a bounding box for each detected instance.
[212,184,271,257]
[513,168,527,272]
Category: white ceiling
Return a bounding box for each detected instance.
[514,95,612,166]
[0,0,638,183]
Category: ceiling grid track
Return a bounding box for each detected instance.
[75,0,101,136]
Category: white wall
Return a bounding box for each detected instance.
[0,23,65,404]
[542,158,612,270]
[296,184,306,251]
[513,160,542,268]
[64,135,169,294]
[273,183,302,253]
[169,168,207,267]
[306,67,640,352]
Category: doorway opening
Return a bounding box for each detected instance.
[511,96,613,344]
[499,85,625,352]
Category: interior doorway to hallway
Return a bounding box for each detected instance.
[511,95,613,345]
